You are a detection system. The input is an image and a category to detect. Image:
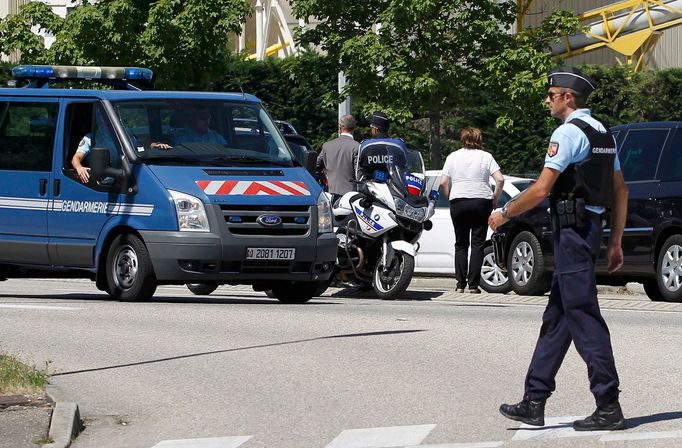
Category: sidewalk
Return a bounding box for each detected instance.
[0,387,82,448]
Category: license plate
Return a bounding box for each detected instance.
[246,247,295,260]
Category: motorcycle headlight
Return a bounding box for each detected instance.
[317,192,332,233]
[394,197,427,222]
[169,190,210,232]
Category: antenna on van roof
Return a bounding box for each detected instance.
[237,82,247,101]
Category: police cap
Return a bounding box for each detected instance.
[548,66,596,97]
[370,111,390,132]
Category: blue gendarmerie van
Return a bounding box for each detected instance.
[0,65,336,303]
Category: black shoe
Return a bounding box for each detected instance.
[499,399,546,426]
[573,403,625,431]
[469,287,481,294]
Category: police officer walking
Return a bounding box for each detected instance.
[488,66,629,431]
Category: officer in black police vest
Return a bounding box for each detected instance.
[356,111,410,181]
[489,66,629,431]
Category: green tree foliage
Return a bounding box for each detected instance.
[0,0,252,90]
[0,1,62,63]
[290,0,583,169]
[216,52,337,150]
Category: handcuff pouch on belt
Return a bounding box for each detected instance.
[551,193,586,232]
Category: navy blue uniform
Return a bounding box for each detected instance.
[523,109,622,408]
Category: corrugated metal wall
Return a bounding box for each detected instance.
[522,0,682,69]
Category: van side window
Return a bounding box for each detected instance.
[618,129,669,182]
[0,101,58,171]
[659,129,682,182]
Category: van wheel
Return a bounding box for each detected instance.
[270,281,317,303]
[106,234,157,302]
[507,231,552,296]
[653,235,682,302]
[186,283,220,295]
[480,245,511,294]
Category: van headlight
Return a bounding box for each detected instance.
[317,192,332,233]
[169,190,210,232]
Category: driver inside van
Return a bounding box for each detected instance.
[173,108,227,145]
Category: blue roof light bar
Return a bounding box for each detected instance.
[11,65,153,82]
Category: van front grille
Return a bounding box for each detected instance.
[220,204,311,236]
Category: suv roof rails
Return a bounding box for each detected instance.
[11,65,154,90]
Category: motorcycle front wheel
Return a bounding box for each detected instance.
[373,251,414,300]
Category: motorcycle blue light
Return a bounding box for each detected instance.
[429,190,439,201]
[373,170,388,182]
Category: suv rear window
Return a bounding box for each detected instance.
[618,129,669,182]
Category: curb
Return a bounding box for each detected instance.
[43,385,84,448]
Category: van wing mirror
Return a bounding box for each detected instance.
[303,150,318,176]
[89,147,127,187]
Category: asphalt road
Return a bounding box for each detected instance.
[1,278,681,448]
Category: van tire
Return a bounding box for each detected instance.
[186,283,220,295]
[105,234,157,302]
[270,281,317,303]
[480,245,511,294]
[653,235,682,302]
[507,231,552,296]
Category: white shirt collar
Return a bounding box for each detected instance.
[340,132,354,138]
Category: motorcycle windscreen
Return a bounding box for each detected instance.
[386,151,428,201]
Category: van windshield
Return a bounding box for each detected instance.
[113,100,295,167]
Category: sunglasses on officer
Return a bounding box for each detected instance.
[546,90,567,101]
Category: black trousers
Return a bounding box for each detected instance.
[523,212,620,407]
[449,198,493,289]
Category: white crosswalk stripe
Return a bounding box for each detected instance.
[324,424,436,448]
[600,429,682,442]
[511,416,610,441]
[151,435,252,448]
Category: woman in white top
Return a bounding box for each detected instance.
[440,127,504,293]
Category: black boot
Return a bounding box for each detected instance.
[573,402,625,431]
[499,399,546,426]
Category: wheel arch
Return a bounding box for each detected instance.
[653,224,682,271]
[95,225,144,291]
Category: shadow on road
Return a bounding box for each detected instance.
[626,411,682,428]
[49,329,427,377]
[328,289,442,301]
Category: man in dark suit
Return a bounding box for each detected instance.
[317,114,360,203]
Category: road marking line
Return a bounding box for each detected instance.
[325,424,436,448]
[406,442,504,447]
[511,416,610,441]
[0,304,82,311]
[151,435,252,448]
[600,430,682,441]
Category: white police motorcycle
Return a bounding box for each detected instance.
[322,147,438,300]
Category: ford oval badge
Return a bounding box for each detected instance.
[257,215,282,226]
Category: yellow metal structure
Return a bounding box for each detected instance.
[247,40,290,60]
[518,0,682,71]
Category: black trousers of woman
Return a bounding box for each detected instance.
[449,198,493,290]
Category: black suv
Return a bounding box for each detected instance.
[495,121,682,302]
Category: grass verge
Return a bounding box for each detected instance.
[0,350,49,395]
